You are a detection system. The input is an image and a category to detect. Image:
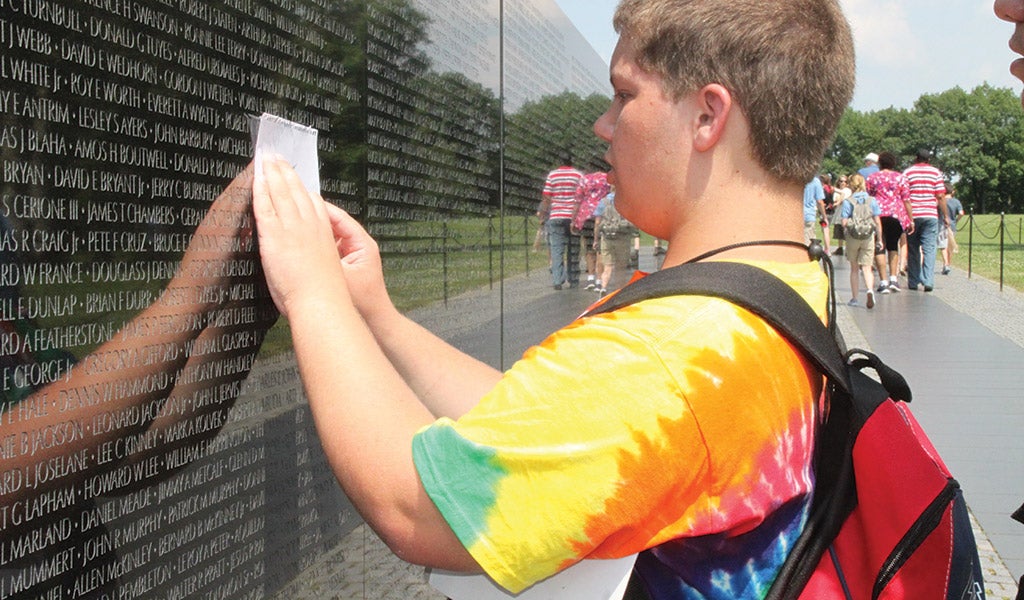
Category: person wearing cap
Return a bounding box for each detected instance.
[858,152,879,178]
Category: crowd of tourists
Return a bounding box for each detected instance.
[536,165,645,295]
[803,150,965,308]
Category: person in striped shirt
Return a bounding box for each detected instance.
[538,162,586,289]
[902,149,948,292]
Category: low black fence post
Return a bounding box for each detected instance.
[443,221,449,308]
[1000,212,1005,292]
[967,211,974,279]
[489,217,495,290]
[524,214,530,274]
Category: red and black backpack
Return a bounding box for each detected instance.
[592,251,985,600]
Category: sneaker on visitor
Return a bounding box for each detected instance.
[866,290,875,309]
[848,298,860,307]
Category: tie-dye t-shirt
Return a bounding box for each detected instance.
[412,261,827,597]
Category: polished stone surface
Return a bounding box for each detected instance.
[0,0,609,596]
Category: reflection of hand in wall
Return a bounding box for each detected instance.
[0,165,272,521]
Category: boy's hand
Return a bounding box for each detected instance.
[325,203,394,321]
[253,157,347,317]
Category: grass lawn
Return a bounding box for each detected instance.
[375,214,544,312]
[957,214,1024,292]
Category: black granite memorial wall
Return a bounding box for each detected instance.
[0,0,608,597]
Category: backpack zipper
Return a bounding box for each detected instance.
[871,478,960,599]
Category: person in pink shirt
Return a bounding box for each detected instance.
[866,152,913,292]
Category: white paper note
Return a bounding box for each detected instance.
[251,113,320,196]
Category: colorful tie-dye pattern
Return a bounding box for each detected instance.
[413,261,827,596]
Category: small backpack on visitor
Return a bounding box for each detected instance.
[599,200,636,238]
[589,249,985,600]
[845,194,876,240]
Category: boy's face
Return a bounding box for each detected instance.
[593,36,692,239]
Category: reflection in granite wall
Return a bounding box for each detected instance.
[0,0,608,597]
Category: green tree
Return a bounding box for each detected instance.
[503,92,610,212]
[912,85,1024,213]
[824,108,886,176]
[826,85,1024,212]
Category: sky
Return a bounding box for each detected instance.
[554,0,1022,112]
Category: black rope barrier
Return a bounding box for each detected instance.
[968,213,1003,241]
[963,212,1024,292]
[1004,217,1023,246]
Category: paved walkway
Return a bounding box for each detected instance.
[282,249,1023,599]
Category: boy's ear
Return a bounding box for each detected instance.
[692,84,733,153]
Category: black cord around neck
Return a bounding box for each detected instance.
[683,239,838,337]
[683,239,815,263]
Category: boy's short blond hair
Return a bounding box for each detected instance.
[614,0,855,186]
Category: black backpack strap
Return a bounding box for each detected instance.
[585,261,851,393]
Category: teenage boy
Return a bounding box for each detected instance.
[251,0,856,597]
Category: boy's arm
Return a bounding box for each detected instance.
[358,303,503,419]
[901,186,915,233]
[279,277,480,570]
[252,159,485,570]
[305,198,501,420]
